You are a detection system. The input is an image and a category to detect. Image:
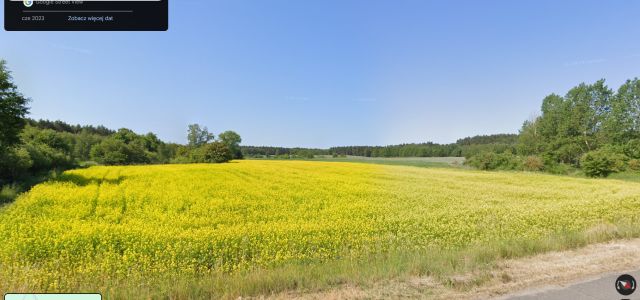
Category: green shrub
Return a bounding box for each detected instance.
[0,184,20,203]
[187,146,205,163]
[465,152,494,170]
[90,138,150,165]
[78,161,99,168]
[543,162,573,175]
[0,146,33,181]
[624,139,640,159]
[465,152,521,171]
[170,156,193,164]
[580,148,628,177]
[555,144,584,166]
[201,141,233,163]
[628,159,640,171]
[90,138,128,165]
[523,155,544,171]
[25,142,74,170]
[186,142,232,163]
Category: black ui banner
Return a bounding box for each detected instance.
[5,0,168,31]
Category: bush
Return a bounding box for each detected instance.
[170,156,193,164]
[543,162,573,175]
[465,152,493,170]
[523,155,544,171]
[580,148,628,177]
[0,146,33,182]
[79,161,99,168]
[624,139,640,159]
[628,159,640,171]
[25,142,74,171]
[465,152,521,171]
[186,142,233,163]
[555,143,584,166]
[0,184,20,203]
[202,142,233,163]
[187,146,205,163]
[90,139,128,165]
[90,138,150,165]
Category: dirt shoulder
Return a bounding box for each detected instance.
[269,238,640,299]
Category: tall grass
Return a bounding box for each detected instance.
[0,169,64,205]
[0,184,19,204]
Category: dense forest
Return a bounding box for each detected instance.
[327,134,518,158]
[240,146,329,158]
[241,134,518,158]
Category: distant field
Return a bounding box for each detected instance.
[1,160,639,298]
[273,155,466,168]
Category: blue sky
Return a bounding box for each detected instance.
[1,0,640,148]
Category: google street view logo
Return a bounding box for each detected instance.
[23,0,33,7]
[616,274,636,296]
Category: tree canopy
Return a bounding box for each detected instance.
[0,60,29,151]
[219,130,243,159]
[471,78,640,177]
[187,124,214,147]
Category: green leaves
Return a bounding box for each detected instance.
[0,60,30,151]
[519,78,640,169]
[580,148,628,177]
[187,124,215,147]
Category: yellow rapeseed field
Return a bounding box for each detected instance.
[1,160,639,293]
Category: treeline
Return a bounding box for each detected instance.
[22,119,176,166]
[1,119,243,184]
[456,134,519,146]
[467,79,640,177]
[241,146,329,158]
[328,143,459,157]
[173,124,242,164]
[1,57,243,186]
[328,135,517,158]
[242,134,518,159]
[26,119,115,136]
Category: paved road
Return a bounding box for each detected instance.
[503,270,640,300]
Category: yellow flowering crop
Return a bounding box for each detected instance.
[0,160,638,291]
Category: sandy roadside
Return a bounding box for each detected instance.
[266,238,640,299]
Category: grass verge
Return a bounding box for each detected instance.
[0,169,64,205]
